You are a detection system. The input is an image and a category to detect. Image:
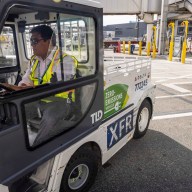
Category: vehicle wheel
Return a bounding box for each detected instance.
[133,99,152,139]
[60,149,98,192]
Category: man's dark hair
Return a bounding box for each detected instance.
[30,25,56,46]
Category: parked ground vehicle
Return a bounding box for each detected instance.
[0,0,155,192]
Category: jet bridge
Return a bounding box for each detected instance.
[68,0,162,19]
[102,0,162,15]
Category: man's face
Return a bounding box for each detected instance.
[30,32,51,58]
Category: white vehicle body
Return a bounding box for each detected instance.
[31,59,155,192]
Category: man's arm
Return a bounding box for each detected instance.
[64,56,75,80]
[18,62,34,87]
[54,55,75,81]
[0,83,33,91]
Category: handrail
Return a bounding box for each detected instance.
[104,58,151,75]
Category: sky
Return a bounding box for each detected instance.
[103,15,137,26]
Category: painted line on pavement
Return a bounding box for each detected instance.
[162,83,191,93]
[152,67,168,70]
[173,82,192,85]
[155,79,171,83]
[153,77,175,79]
[155,74,192,83]
[153,112,192,120]
[152,71,192,75]
[156,93,192,99]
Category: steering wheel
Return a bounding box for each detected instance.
[0,83,15,92]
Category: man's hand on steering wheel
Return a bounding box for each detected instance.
[0,83,33,92]
[0,83,16,92]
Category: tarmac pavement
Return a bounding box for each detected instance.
[89,50,192,192]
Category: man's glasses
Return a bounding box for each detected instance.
[30,38,44,45]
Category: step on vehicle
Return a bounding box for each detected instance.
[0,0,155,191]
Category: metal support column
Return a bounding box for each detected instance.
[159,0,169,55]
[146,24,153,51]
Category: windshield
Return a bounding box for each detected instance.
[24,20,88,63]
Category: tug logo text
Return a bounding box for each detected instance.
[107,110,133,149]
[91,110,103,124]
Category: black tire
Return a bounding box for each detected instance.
[133,99,152,139]
[60,148,98,192]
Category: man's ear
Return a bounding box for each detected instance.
[47,39,53,46]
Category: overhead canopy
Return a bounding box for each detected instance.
[64,0,162,14]
[103,0,162,15]
[64,0,192,22]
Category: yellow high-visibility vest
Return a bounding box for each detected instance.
[29,49,78,102]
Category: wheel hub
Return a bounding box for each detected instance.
[138,107,149,132]
[68,164,89,190]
